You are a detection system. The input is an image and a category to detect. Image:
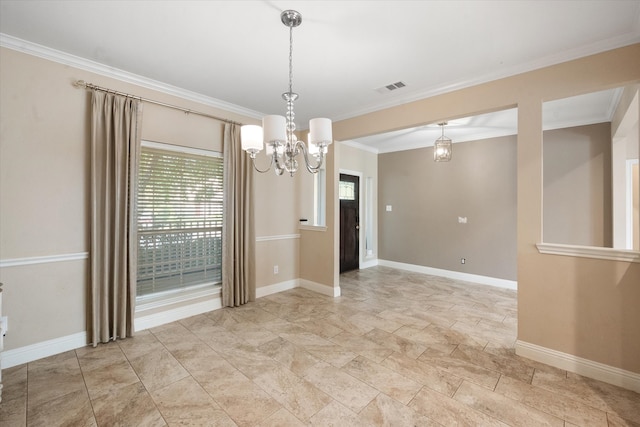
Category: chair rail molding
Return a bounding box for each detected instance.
[536,243,640,263]
[0,252,89,268]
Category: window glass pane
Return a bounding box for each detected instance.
[136,144,223,297]
[339,181,356,200]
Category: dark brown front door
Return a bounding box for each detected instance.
[340,174,359,273]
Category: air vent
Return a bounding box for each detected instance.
[375,81,407,94]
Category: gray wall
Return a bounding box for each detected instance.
[378,135,517,281]
[543,122,612,247]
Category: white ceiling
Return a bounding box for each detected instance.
[1,1,639,152]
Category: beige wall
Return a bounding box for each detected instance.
[378,135,517,280]
[332,44,640,373]
[252,149,301,288]
[543,123,612,247]
[299,145,336,289]
[0,46,296,351]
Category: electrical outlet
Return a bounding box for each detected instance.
[273,265,279,275]
[461,258,466,264]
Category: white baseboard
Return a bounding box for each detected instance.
[378,259,517,290]
[300,279,341,297]
[257,279,341,298]
[1,331,87,369]
[256,279,299,298]
[360,258,379,269]
[257,279,340,298]
[515,340,640,393]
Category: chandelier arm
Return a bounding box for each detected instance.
[250,153,275,174]
[296,141,324,173]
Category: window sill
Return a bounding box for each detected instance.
[299,225,328,232]
[136,284,221,313]
[536,243,640,263]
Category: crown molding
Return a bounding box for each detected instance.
[0,33,263,121]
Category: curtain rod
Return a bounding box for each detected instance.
[73,80,243,126]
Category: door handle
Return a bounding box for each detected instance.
[355,225,360,230]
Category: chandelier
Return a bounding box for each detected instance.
[240,10,333,176]
[434,122,452,162]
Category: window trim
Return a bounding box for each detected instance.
[136,283,221,313]
[135,140,223,306]
[142,140,222,159]
[536,242,640,263]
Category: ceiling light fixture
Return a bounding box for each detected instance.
[434,122,452,162]
[240,10,332,176]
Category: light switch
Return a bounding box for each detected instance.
[458,216,467,224]
[386,205,392,212]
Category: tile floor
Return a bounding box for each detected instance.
[1,266,639,426]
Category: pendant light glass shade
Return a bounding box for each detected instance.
[434,122,452,162]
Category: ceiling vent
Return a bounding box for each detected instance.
[375,81,406,94]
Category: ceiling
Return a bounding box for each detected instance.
[1,1,639,152]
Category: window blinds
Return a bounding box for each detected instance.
[137,146,223,297]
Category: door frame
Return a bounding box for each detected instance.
[339,169,363,270]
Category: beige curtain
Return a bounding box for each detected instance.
[89,90,142,346]
[222,123,255,306]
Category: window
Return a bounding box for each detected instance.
[339,180,356,200]
[136,141,223,299]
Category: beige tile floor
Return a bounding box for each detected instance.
[1,266,639,426]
